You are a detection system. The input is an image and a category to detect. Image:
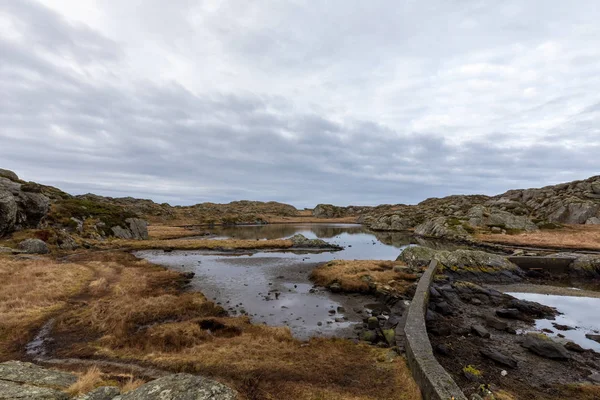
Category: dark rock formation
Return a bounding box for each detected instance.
[522,333,570,360]
[0,176,50,236]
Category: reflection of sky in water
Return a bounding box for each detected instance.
[508,292,600,351]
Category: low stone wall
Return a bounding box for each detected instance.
[508,256,574,274]
[401,260,467,400]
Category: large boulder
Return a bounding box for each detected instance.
[0,361,77,389]
[398,246,523,283]
[74,386,120,400]
[111,218,148,240]
[17,239,49,254]
[290,234,342,249]
[0,178,50,236]
[569,254,600,278]
[0,168,18,181]
[117,373,237,400]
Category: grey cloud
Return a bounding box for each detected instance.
[1,0,600,208]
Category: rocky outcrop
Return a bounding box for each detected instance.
[111,218,148,240]
[414,217,473,241]
[116,374,237,400]
[399,246,523,283]
[522,333,570,360]
[0,380,68,399]
[312,204,376,219]
[18,239,50,254]
[0,175,50,236]
[290,234,342,250]
[74,386,120,400]
[565,254,600,278]
[466,205,538,232]
[0,168,19,181]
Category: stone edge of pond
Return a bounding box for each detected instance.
[399,259,468,400]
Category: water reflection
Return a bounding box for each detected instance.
[205,223,366,240]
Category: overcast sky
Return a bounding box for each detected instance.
[1,0,599,207]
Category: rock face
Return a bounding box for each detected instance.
[0,381,68,399]
[18,239,50,254]
[74,386,120,400]
[0,175,51,236]
[399,246,523,283]
[111,218,149,240]
[117,373,237,400]
[414,217,473,241]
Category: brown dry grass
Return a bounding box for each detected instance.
[41,251,420,400]
[477,224,600,251]
[0,255,94,360]
[310,260,418,295]
[95,238,294,251]
[121,377,145,393]
[148,225,205,240]
[67,366,103,395]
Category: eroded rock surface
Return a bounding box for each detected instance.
[116,373,237,400]
[0,361,76,389]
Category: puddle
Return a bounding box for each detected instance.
[137,224,464,340]
[508,292,600,351]
[25,319,54,359]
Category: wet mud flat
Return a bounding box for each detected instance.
[426,279,600,399]
[135,249,384,340]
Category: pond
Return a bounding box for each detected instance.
[137,224,459,339]
[508,292,600,351]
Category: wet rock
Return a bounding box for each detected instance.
[435,301,454,316]
[382,329,395,346]
[0,361,77,389]
[117,373,237,400]
[336,306,345,313]
[17,239,49,254]
[367,317,379,330]
[496,308,521,320]
[360,330,378,343]
[0,380,68,399]
[553,323,575,331]
[508,299,557,319]
[564,342,586,353]
[585,334,600,344]
[485,316,508,331]
[434,344,452,356]
[74,386,120,400]
[328,283,342,293]
[429,323,451,337]
[471,325,491,338]
[522,333,570,360]
[480,348,518,369]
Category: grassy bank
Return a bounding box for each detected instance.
[477,224,600,251]
[0,250,421,400]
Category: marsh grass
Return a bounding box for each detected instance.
[310,260,418,295]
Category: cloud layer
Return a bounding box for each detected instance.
[1,0,599,207]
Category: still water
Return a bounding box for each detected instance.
[137,224,453,339]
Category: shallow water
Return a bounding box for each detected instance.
[508,292,600,351]
[137,224,459,339]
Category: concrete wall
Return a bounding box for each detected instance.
[508,256,574,274]
[401,260,467,400]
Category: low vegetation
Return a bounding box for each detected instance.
[96,238,295,251]
[310,260,419,296]
[0,251,420,400]
[477,224,600,251]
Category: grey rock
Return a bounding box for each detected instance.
[57,232,79,251]
[522,334,570,360]
[118,373,237,400]
[586,217,600,225]
[592,181,600,195]
[570,255,600,278]
[290,234,341,249]
[0,189,18,235]
[467,205,538,232]
[0,169,18,181]
[414,216,472,240]
[588,372,600,384]
[480,348,518,368]
[471,324,491,338]
[125,218,148,240]
[564,342,586,353]
[0,361,77,389]
[0,380,68,399]
[75,386,120,400]
[18,239,50,254]
[485,316,508,331]
[585,334,600,344]
[496,308,521,319]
